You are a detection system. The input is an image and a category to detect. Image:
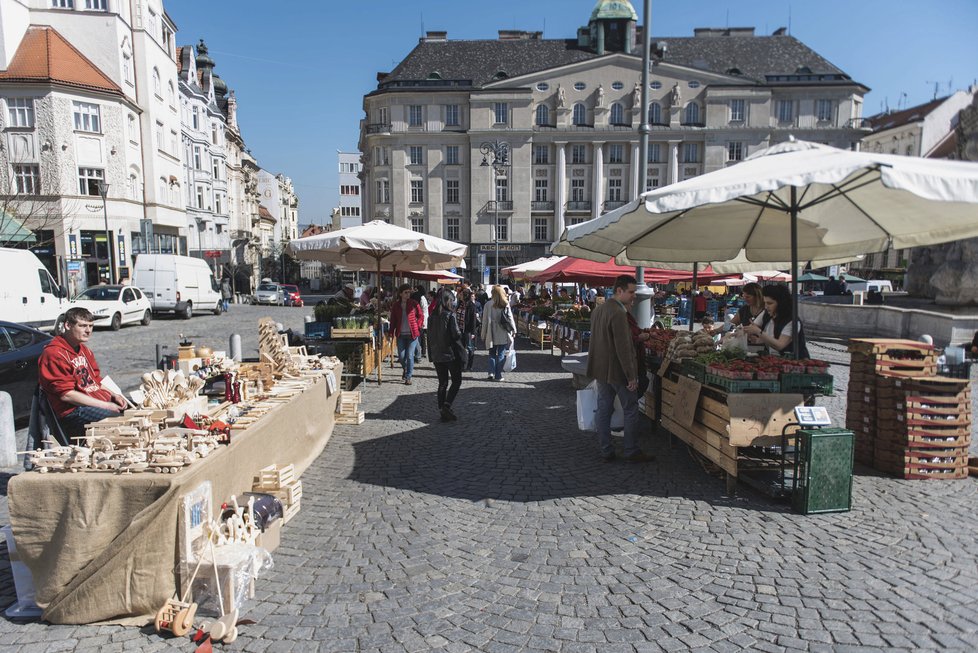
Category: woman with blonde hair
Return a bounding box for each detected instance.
[730,282,764,328]
[480,285,516,381]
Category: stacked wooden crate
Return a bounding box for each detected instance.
[253,463,302,524]
[846,338,971,479]
[335,390,365,425]
[874,376,971,479]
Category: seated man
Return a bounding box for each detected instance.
[38,307,127,436]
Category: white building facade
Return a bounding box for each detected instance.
[336,151,363,229]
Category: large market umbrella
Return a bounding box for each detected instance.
[503,255,565,280]
[840,273,866,283]
[743,270,792,282]
[554,139,978,356]
[797,272,829,282]
[531,256,730,285]
[289,220,467,383]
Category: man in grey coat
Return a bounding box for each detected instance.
[586,275,654,463]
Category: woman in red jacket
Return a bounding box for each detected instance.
[388,283,424,384]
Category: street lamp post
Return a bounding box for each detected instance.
[480,140,509,285]
[96,181,115,284]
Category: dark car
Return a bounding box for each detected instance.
[281,284,303,307]
[0,321,53,425]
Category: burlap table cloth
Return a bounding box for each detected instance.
[8,366,341,624]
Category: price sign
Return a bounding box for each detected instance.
[673,375,702,428]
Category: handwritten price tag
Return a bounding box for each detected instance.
[674,375,702,428]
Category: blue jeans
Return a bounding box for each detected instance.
[487,344,508,380]
[60,405,121,437]
[594,380,641,457]
[397,335,419,379]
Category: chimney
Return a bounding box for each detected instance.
[421,31,447,42]
[498,30,542,40]
[772,27,787,36]
[693,27,756,38]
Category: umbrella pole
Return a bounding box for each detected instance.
[689,262,698,332]
[790,187,800,358]
[376,255,383,385]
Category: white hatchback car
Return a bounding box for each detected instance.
[69,285,153,330]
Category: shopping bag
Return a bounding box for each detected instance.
[575,381,624,432]
[503,347,517,372]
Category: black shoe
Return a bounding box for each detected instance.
[440,405,457,422]
[624,451,656,463]
[602,451,616,462]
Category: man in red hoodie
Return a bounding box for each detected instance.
[38,307,127,436]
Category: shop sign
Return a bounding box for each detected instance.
[68,234,78,258]
[205,250,223,259]
[117,233,126,260]
[477,244,525,254]
[67,261,81,272]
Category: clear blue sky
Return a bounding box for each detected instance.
[164,0,978,226]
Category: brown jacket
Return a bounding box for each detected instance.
[586,297,638,385]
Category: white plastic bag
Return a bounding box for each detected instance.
[503,347,517,372]
[576,381,624,431]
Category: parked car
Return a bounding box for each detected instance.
[69,285,153,330]
[281,284,303,307]
[133,254,222,318]
[0,248,69,332]
[255,282,286,305]
[0,320,53,425]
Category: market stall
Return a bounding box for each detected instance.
[7,322,344,625]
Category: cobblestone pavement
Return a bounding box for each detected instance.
[2,329,978,652]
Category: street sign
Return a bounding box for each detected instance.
[484,267,490,275]
[450,267,457,274]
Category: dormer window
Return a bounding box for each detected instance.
[427,71,442,80]
[492,70,508,80]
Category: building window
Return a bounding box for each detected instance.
[51,0,73,7]
[494,216,508,242]
[409,146,423,165]
[376,179,390,204]
[608,143,624,163]
[445,104,460,126]
[533,217,549,241]
[571,144,586,164]
[572,103,587,126]
[533,145,549,165]
[212,158,221,178]
[408,105,423,126]
[607,178,622,202]
[78,167,104,195]
[13,164,40,195]
[493,102,508,125]
[535,104,550,126]
[648,143,660,163]
[196,185,204,209]
[495,177,508,202]
[211,125,219,145]
[193,145,202,169]
[816,99,833,122]
[682,143,699,163]
[446,217,460,241]
[410,217,424,233]
[378,106,389,125]
[646,177,659,191]
[534,179,548,202]
[128,174,138,200]
[648,102,661,125]
[727,142,744,162]
[777,100,794,123]
[152,67,161,96]
[610,102,625,125]
[154,121,164,150]
[7,98,35,128]
[573,82,586,91]
[410,180,424,203]
[167,81,175,106]
[571,178,585,202]
[72,101,101,132]
[729,99,745,122]
[683,102,700,125]
[170,130,178,154]
[215,194,222,215]
[445,179,460,204]
[122,53,132,85]
[192,106,199,130]
[161,177,169,203]
[445,145,459,165]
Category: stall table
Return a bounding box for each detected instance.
[7,364,342,625]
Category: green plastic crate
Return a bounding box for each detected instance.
[681,359,707,383]
[792,428,854,515]
[704,372,781,393]
[781,372,834,396]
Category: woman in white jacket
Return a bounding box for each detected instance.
[481,285,516,381]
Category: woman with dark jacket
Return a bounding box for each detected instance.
[455,288,480,372]
[428,288,465,422]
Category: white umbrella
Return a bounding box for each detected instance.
[554,139,978,355]
[503,255,565,279]
[289,220,467,383]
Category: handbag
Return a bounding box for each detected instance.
[499,306,514,332]
[503,347,517,372]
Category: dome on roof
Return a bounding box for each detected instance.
[212,74,227,96]
[590,0,637,22]
[195,39,214,70]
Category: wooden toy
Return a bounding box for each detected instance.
[154,545,205,637]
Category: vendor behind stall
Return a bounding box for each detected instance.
[744,284,810,358]
[38,307,128,436]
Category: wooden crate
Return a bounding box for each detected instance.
[282,500,301,524]
[253,463,295,491]
[331,328,372,339]
[528,322,552,350]
[272,480,302,507]
[336,411,365,425]
[848,338,937,357]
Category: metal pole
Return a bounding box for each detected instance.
[494,164,499,285]
[98,181,115,284]
[688,262,698,332]
[632,0,654,328]
[790,187,800,358]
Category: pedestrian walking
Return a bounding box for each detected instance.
[455,288,480,372]
[220,277,232,312]
[480,284,516,381]
[428,288,465,422]
[413,285,429,364]
[388,283,424,384]
[586,275,655,463]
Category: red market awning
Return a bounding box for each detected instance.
[530,257,731,285]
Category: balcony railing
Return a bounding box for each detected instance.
[366,123,390,134]
[531,201,554,212]
[566,201,591,212]
[486,200,513,212]
[604,200,627,211]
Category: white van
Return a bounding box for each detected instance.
[133,254,222,318]
[848,279,894,293]
[0,247,68,331]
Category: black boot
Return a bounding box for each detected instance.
[441,403,457,422]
